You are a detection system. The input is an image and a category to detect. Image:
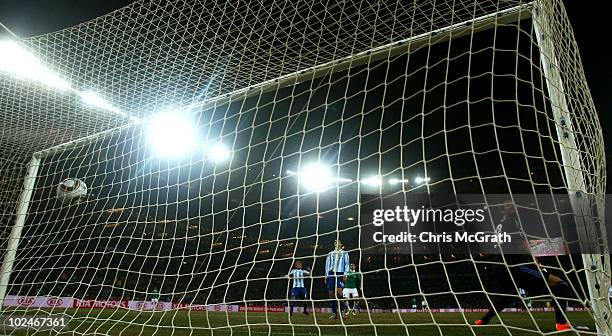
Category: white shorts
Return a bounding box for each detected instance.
[151,298,159,305]
[342,288,359,298]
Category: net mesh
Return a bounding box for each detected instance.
[0,0,609,335]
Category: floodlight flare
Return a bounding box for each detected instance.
[79,91,122,115]
[362,176,382,186]
[147,113,196,158]
[0,40,71,91]
[300,163,333,192]
[207,143,231,162]
[389,178,410,185]
[415,177,431,184]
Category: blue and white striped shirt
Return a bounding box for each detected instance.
[288,269,310,288]
[325,249,350,274]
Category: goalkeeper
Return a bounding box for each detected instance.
[342,263,362,315]
[474,201,588,332]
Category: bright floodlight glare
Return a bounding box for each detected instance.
[300,163,333,192]
[79,91,123,115]
[389,178,410,185]
[147,113,196,158]
[207,143,231,162]
[0,40,71,91]
[362,176,382,186]
[414,177,431,184]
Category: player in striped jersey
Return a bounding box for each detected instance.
[288,261,310,315]
[325,240,350,319]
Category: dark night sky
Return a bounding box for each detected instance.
[0,0,610,185]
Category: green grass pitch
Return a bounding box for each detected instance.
[2,309,596,335]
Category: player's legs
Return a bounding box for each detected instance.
[343,288,358,313]
[476,264,573,329]
[476,296,514,325]
[348,293,358,314]
[327,288,337,317]
[351,290,361,314]
[477,265,537,325]
[545,272,589,331]
[300,288,309,315]
[327,272,346,319]
[290,288,297,315]
[290,288,307,315]
[327,273,340,318]
[517,267,571,327]
[337,287,346,316]
[327,288,345,318]
[546,273,569,326]
[342,288,351,313]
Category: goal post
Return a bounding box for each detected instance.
[0,156,40,308]
[532,1,610,333]
[0,0,609,335]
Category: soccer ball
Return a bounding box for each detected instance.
[56,178,88,205]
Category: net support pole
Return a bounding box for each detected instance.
[532,2,610,334]
[0,155,40,309]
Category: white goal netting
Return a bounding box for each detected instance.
[0,0,609,335]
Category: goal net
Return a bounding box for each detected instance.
[0,0,609,335]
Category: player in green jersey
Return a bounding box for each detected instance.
[342,263,362,316]
[151,288,160,310]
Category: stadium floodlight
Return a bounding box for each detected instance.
[361,175,382,186]
[147,112,197,158]
[79,91,123,115]
[389,178,410,185]
[206,142,231,162]
[414,177,431,184]
[288,164,352,192]
[0,39,71,91]
[299,163,333,192]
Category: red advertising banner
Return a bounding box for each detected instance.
[3,296,590,313]
[239,305,287,313]
[73,299,128,308]
[2,296,72,308]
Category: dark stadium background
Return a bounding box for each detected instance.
[0,0,608,312]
